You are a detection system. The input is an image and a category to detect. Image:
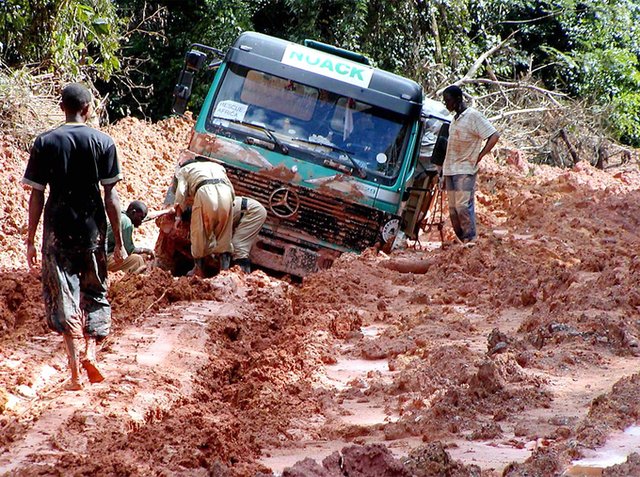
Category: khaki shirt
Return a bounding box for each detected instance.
[443,107,497,176]
[174,161,233,208]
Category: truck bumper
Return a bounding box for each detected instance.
[251,234,340,277]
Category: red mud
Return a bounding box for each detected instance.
[1,115,640,476]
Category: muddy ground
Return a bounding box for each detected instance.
[1,116,640,477]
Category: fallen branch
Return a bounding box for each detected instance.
[489,107,552,121]
[380,258,433,274]
[459,31,519,83]
[458,78,565,106]
[559,129,580,164]
[134,289,168,324]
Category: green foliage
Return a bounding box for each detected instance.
[540,0,640,144]
[51,0,123,80]
[480,0,640,145]
[0,0,123,81]
[611,92,640,146]
[4,0,640,146]
[102,0,253,118]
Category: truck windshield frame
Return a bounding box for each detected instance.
[204,62,411,185]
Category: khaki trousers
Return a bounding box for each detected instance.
[107,253,147,274]
[232,198,267,259]
[190,183,234,258]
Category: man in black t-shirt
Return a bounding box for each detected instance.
[23,83,127,390]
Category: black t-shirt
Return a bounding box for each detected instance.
[23,124,121,250]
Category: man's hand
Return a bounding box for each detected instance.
[26,241,38,270]
[112,243,128,264]
[476,131,500,166]
[174,204,183,229]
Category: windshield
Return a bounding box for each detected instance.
[205,63,411,182]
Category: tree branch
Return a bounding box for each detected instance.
[458,78,566,106]
[489,107,552,121]
[460,30,519,82]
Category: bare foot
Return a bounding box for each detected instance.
[81,360,105,383]
[64,380,83,391]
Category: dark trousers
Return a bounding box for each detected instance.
[41,235,111,339]
[444,174,477,242]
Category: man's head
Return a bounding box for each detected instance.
[442,85,464,113]
[60,83,93,120]
[126,201,148,227]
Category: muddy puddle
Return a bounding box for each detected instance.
[259,320,534,475]
[261,325,404,474]
[260,431,534,475]
[321,358,393,390]
[563,425,640,476]
[446,439,532,472]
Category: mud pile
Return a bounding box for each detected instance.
[0,134,32,271]
[282,442,481,476]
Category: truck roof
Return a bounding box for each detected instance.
[226,32,423,118]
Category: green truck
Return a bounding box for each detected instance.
[156,31,444,277]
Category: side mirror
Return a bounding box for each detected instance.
[170,44,224,115]
[171,50,207,115]
[185,50,207,72]
[171,71,195,115]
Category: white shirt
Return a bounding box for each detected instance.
[443,107,497,176]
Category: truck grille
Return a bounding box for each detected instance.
[225,164,386,252]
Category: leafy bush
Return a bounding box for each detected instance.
[611,92,640,147]
[0,0,123,81]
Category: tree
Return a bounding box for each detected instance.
[481,0,640,145]
[0,0,122,81]
[101,0,253,118]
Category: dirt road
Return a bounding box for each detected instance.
[1,118,640,476]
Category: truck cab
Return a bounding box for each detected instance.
[156,32,429,277]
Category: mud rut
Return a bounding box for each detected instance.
[0,300,219,472]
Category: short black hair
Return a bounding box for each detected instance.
[127,200,148,216]
[61,83,92,113]
[443,85,464,101]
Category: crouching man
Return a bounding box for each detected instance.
[174,159,235,277]
[231,197,267,272]
[106,200,154,274]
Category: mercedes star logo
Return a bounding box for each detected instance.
[269,187,300,218]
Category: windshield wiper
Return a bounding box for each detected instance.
[211,115,289,154]
[291,137,366,178]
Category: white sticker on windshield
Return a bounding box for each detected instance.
[214,100,248,121]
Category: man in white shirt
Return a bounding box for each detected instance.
[442,85,500,245]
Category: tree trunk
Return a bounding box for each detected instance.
[559,129,580,165]
[596,142,608,170]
